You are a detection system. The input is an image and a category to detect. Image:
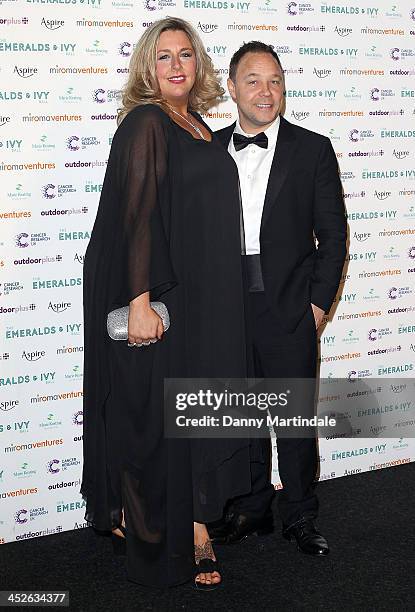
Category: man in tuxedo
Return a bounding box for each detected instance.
[208,42,347,555]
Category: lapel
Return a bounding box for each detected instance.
[260,115,297,233]
[215,122,236,148]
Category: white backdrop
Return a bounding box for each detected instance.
[0,1,414,543]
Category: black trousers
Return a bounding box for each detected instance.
[230,291,319,528]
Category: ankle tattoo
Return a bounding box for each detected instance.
[194,540,214,563]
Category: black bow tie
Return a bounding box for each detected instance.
[233,132,268,151]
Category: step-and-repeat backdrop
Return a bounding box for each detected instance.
[0,1,414,543]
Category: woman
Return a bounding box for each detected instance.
[80,17,251,589]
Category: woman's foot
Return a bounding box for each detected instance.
[112,510,126,539]
[194,522,221,588]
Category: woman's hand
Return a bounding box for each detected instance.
[128,293,164,346]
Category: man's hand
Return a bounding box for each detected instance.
[311,303,325,329]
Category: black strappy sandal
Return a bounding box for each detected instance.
[111,525,126,556]
[193,541,222,591]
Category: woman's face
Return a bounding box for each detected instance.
[155,29,197,107]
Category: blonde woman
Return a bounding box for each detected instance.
[81,18,251,589]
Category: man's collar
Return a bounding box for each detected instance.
[234,114,280,146]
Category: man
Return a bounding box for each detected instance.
[208,42,347,555]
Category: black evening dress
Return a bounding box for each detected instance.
[81,104,251,587]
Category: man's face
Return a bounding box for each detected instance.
[227,52,285,134]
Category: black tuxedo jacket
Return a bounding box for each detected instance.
[216,115,347,333]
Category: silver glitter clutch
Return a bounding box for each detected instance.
[107,302,170,341]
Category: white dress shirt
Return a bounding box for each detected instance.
[228,116,280,255]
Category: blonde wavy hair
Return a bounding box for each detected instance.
[117,17,224,124]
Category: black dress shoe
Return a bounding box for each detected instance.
[282,518,329,555]
[208,511,273,545]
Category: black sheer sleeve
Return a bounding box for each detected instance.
[111,105,177,305]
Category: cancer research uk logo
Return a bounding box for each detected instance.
[66,135,100,151]
[368,327,392,341]
[388,286,413,300]
[349,129,375,143]
[391,48,415,61]
[287,1,313,15]
[370,88,395,102]
[15,232,50,247]
[143,0,176,10]
[42,183,76,199]
[14,507,48,524]
[119,41,134,57]
[47,457,81,475]
[92,88,120,103]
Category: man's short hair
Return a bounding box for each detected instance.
[228,41,283,82]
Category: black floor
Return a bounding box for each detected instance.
[2,462,415,611]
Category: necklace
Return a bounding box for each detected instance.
[167,105,205,140]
